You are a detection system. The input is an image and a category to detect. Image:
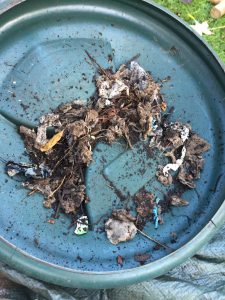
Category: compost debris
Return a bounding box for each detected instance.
[4,57,210,245]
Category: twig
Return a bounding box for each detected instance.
[121,103,134,110]
[28,189,38,196]
[54,200,61,219]
[137,228,172,250]
[106,183,114,190]
[84,57,92,66]
[125,53,141,66]
[124,132,133,149]
[68,219,77,229]
[85,50,110,77]
[67,159,75,181]
[49,175,66,198]
[79,165,84,183]
[52,142,76,173]
[52,148,71,173]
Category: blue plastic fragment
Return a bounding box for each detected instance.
[152,205,158,229]
[154,215,159,229]
[153,197,161,229]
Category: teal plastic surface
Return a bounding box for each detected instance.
[0,0,224,289]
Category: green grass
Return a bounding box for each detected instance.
[154,0,225,63]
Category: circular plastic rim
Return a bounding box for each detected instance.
[0,0,224,289]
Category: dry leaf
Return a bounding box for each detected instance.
[105,210,137,245]
[170,195,189,206]
[190,21,212,36]
[40,130,64,152]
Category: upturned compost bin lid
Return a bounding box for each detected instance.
[0,0,225,289]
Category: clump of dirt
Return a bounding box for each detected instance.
[5,54,210,245]
[134,253,151,265]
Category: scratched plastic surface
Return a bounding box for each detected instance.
[0,0,225,272]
